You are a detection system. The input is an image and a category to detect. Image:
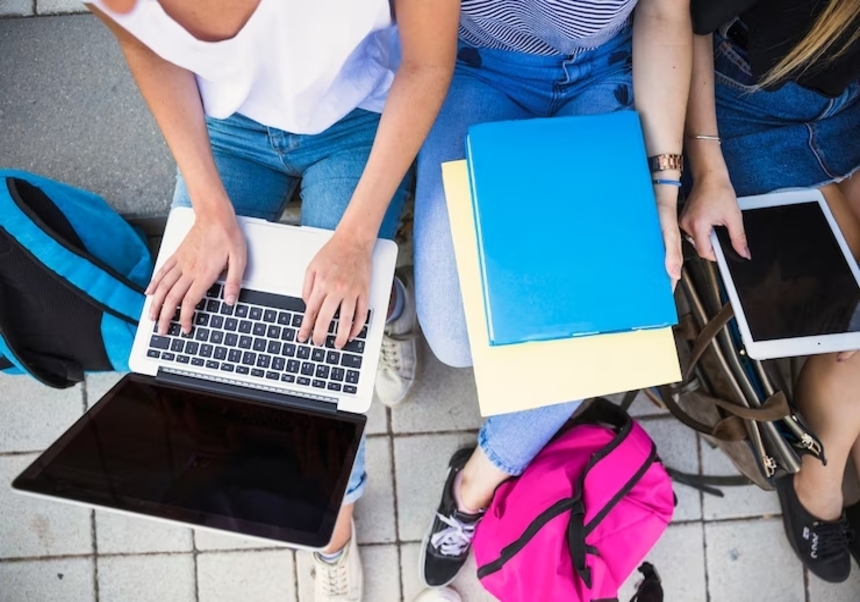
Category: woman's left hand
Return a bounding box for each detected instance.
[655,186,683,290]
[299,232,374,349]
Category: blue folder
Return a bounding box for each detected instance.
[465,112,678,346]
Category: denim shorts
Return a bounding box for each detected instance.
[713,25,860,196]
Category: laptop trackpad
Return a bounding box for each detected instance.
[13,374,364,549]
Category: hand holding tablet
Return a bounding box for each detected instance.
[710,189,860,360]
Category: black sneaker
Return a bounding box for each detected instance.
[844,500,860,567]
[420,447,484,588]
[776,475,852,583]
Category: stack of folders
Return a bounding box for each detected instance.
[443,111,682,416]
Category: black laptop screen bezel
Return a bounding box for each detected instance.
[12,374,365,549]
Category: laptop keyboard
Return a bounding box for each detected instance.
[147,283,369,396]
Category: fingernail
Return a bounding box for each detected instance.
[744,246,752,260]
[225,295,236,306]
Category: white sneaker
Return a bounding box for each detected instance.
[375,268,419,407]
[413,588,462,602]
[312,520,363,601]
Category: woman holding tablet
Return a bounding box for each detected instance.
[681,0,860,583]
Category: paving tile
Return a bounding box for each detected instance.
[618,523,707,601]
[96,510,193,554]
[401,542,498,602]
[197,550,296,602]
[394,433,479,542]
[296,544,400,602]
[355,437,396,544]
[0,455,93,559]
[97,554,195,602]
[391,338,483,434]
[84,372,124,409]
[0,557,95,602]
[706,518,804,602]
[0,0,32,16]
[37,0,88,14]
[193,528,284,552]
[638,417,702,521]
[808,567,860,602]
[0,373,83,453]
[0,15,174,217]
[700,439,781,520]
[605,389,669,418]
[366,398,388,436]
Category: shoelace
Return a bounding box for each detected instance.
[430,512,477,557]
[316,557,350,596]
[378,331,416,372]
[812,519,853,558]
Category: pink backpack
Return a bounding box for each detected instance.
[473,399,674,602]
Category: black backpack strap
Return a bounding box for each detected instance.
[0,283,83,388]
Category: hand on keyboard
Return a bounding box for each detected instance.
[299,231,373,348]
[147,207,247,335]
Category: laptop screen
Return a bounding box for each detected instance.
[715,201,860,341]
[13,374,364,549]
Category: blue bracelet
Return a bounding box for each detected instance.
[652,179,682,187]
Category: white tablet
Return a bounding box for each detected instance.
[710,189,860,360]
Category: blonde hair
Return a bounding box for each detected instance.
[759,0,860,87]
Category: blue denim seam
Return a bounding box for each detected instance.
[478,428,526,476]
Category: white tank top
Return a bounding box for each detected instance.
[90,0,398,134]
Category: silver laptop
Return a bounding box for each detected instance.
[13,206,398,549]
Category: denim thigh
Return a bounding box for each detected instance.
[172,113,297,220]
[414,62,530,368]
[713,32,860,195]
[288,109,410,240]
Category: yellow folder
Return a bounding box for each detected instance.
[442,160,681,416]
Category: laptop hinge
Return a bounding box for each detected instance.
[155,368,339,414]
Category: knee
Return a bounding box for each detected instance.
[417,297,472,368]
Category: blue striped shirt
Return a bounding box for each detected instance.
[459,0,637,56]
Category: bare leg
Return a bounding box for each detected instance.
[457,448,511,512]
[837,174,860,226]
[323,503,354,554]
[793,353,860,520]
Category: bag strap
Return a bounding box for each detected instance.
[666,467,752,497]
[4,178,144,325]
[685,302,734,381]
[0,284,83,388]
[658,385,747,441]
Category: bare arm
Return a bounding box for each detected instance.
[300,0,460,346]
[87,4,245,333]
[680,33,749,260]
[633,0,693,287]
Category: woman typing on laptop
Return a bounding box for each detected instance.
[681,0,860,583]
[412,0,692,588]
[85,0,458,599]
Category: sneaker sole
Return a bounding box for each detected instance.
[418,448,477,589]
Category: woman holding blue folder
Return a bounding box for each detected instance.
[414,0,693,588]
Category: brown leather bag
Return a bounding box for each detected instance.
[650,246,823,491]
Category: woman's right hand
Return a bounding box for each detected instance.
[680,173,750,262]
[147,203,247,334]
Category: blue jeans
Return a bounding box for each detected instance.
[414,28,634,475]
[172,108,411,504]
[713,26,860,196]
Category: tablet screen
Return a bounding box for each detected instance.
[13,375,363,548]
[715,201,860,341]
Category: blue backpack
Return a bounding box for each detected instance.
[0,171,153,388]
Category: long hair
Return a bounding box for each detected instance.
[759,0,860,87]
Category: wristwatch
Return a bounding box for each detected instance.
[647,154,684,174]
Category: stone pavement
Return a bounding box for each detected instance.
[2,8,860,602]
